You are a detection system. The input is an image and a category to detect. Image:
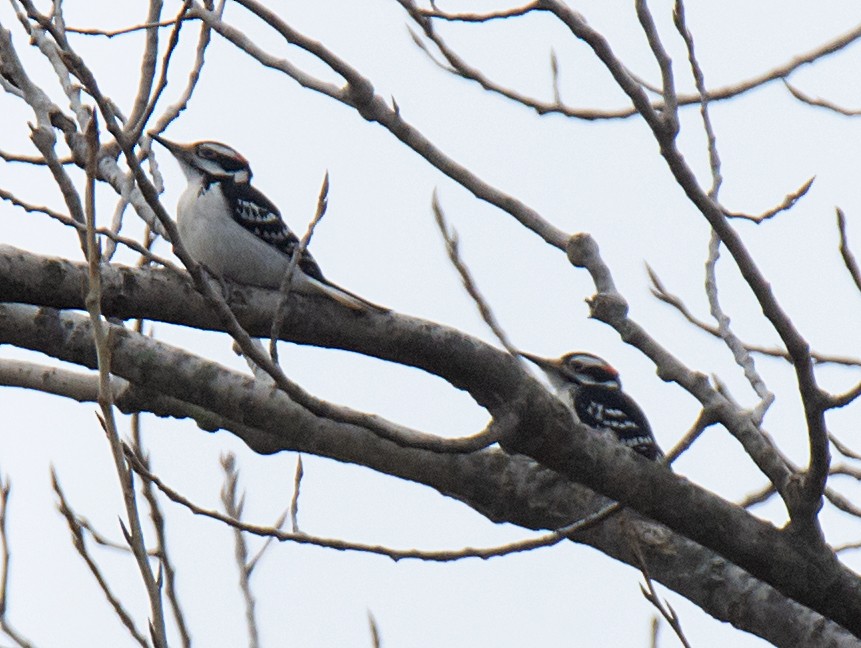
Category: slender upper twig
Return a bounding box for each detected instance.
[837,208,861,294]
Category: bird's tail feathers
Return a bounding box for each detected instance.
[311,277,389,313]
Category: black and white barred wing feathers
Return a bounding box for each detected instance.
[574,385,663,461]
[222,180,326,282]
[219,179,387,312]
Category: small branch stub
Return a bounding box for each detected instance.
[567,232,617,294]
[567,233,627,321]
[587,292,629,323]
[566,232,599,268]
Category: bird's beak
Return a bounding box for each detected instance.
[149,132,194,162]
[149,132,175,150]
[520,352,560,372]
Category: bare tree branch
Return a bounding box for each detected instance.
[52,470,150,648]
[188,0,570,249]
[269,171,330,364]
[129,416,192,648]
[432,191,520,358]
[837,208,861,294]
[538,0,829,536]
[3,2,861,644]
[567,232,792,497]
[64,17,197,38]
[409,2,861,121]
[416,2,539,22]
[705,233,774,425]
[724,177,815,222]
[783,79,861,116]
[0,474,35,648]
[0,294,853,643]
[129,447,629,562]
[631,535,692,648]
[635,0,677,133]
[648,264,861,368]
[3,270,860,638]
[290,456,303,534]
[220,455,260,648]
[80,110,168,648]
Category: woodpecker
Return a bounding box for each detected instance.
[522,351,663,461]
[150,133,386,312]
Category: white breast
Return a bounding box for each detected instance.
[175,181,308,289]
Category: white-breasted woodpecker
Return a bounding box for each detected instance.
[522,351,663,461]
[150,134,386,312]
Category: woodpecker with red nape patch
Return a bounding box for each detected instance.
[522,351,663,461]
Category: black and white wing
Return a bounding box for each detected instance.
[574,385,664,461]
[221,179,326,282]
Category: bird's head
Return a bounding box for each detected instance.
[150,133,252,184]
[522,351,622,390]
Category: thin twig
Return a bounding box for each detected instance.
[65,17,196,38]
[679,2,773,425]
[432,192,520,358]
[123,0,167,138]
[221,454,260,648]
[0,185,179,270]
[127,1,195,145]
[648,264,861,367]
[829,433,861,461]
[52,470,149,647]
[676,0,777,429]
[783,79,861,116]
[368,611,382,648]
[824,486,861,519]
[412,6,861,120]
[129,416,192,648]
[650,616,660,648]
[826,379,861,409]
[704,232,774,425]
[834,540,861,553]
[128,448,623,562]
[66,510,156,555]
[636,0,677,133]
[417,2,539,22]
[145,0,219,138]
[80,109,168,648]
[0,474,35,648]
[724,177,815,222]
[630,535,692,648]
[664,410,716,463]
[246,509,288,576]
[104,0,188,261]
[737,482,777,509]
[269,172,329,364]
[0,149,72,165]
[290,455,303,533]
[673,0,720,197]
[837,208,861,293]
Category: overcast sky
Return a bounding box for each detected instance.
[3,1,861,646]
